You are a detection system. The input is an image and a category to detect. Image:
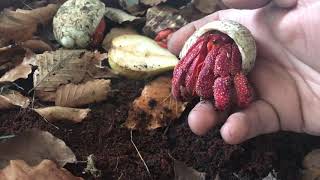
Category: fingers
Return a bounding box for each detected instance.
[222,0,271,9]
[188,100,226,136]
[220,100,280,144]
[223,0,297,9]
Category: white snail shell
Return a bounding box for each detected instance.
[180,20,256,74]
[53,0,105,48]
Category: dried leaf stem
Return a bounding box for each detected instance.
[130,130,151,178]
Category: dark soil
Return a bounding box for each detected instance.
[0,78,319,180]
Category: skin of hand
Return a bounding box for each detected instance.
[168,0,320,144]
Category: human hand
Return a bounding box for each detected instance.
[168,0,320,144]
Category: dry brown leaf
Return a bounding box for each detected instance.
[302,149,320,180]
[302,169,320,180]
[34,106,91,123]
[125,76,186,130]
[21,39,53,53]
[0,4,58,45]
[304,149,320,169]
[140,0,167,6]
[102,27,137,50]
[0,160,83,180]
[192,0,220,14]
[173,159,206,180]
[0,47,26,74]
[119,0,146,16]
[0,89,30,109]
[0,130,76,169]
[32,50,114,101]
[55,79,111,107]
[104,7,140,24]
[0,53,35,83]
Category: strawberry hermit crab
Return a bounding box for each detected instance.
[172,20,256,111]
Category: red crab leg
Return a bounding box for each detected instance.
[214,44,232,77]
[185,46,207,96]
[233,72,254,108]
[230,43,242,75]
[155,29,174,48]
[195,47,220,98]
[213,76,232,110]
[172,37,208,100]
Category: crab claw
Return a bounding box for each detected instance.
[91,18,106,47]
[154,28,174,48]
[234,72,254,108]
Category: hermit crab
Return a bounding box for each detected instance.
[172,20,256,111]
[53,0,106,48]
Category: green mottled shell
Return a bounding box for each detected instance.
[53,0,105,48]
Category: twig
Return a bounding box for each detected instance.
[130,130,151,178]
[0,135,15,140]
[162,119,172,136]
[160,94,171,105]
[31,91,35,109]
[114,157,119,171]
[33,109,60,130]
[117,172,123,180]
[0,44,16,52]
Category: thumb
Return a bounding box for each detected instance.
[168,9,255,55]
[220,100,280,144]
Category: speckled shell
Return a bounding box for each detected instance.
[53,0,105,48]
[143,6,188,37]
[180,20,256,74]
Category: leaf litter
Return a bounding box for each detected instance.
[0,129,76,168]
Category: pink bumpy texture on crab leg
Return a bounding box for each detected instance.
[172,32,254,111]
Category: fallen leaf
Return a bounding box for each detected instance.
[102,27,137,50]
[0,89,30,109]
[0,130,76,169]
[55,79,111,107]
[125,76,186,130]
[0,160,83,180]
[104,7,140,24]
[179,3,207,22]
[303,149,320,169]
[192,0,220,14]
[84,154,102,178]
[0,53,35,83]
[262,171,277,180]
[34,106,91,123]
[119,0,146,16]
[20,39,53,53]
[0,4,58,45]
[302,149,320,180]
[302,169,320,180]
[214,174,221,180]
[31,50,114,101]
[0,46,26,74]
[140,0,167,6]
[173,159,206,180]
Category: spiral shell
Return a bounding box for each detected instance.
[53,0,105,48]
[180,20,256,74]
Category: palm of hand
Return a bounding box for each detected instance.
[168,0,320,144]
[247,0,320,135]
